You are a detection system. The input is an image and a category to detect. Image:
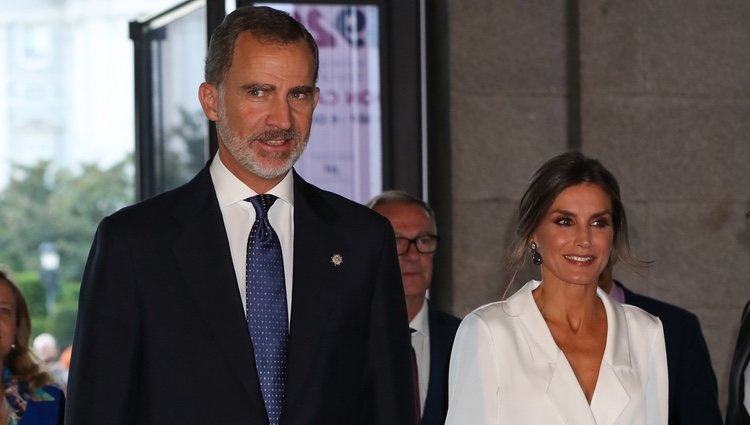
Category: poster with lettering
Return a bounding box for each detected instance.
[261,3,382,203]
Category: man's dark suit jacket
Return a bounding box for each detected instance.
[421,302,460,425]
[727,299,750,425]
[617,281,722,425]
[65,166,415,425]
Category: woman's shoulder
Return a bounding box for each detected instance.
[11,384,65,425]
[25,384,64,404]
[462,281,539,327]
[611,298,664,337]
[464,301,508,323]
[621,302,661,325]
[600,286,660,325]
[38,385,64,400]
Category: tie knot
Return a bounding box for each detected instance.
[247,194,278,219]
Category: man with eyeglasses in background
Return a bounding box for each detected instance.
[368,190,460,425]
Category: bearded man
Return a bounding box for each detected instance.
[66,6,414,425]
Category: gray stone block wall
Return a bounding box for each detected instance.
[444,0,750,415]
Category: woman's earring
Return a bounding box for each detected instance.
[530,242,543,265]
[10,343,16,350]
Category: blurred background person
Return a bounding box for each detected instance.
[598,263,721,424]
[446,152,667,425]
[56,347,71,393]
[0,269,64,425]
[369,190,460,425]
[726,208,750,425]
[31,335,66,391]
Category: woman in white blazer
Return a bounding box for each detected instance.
[446,152,668,425]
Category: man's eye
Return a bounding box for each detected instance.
[248,89,264,97]
[290,92,308,100]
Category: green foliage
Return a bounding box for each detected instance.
[50,306,77,348]
[0,156,134,283]
[0,156,134,347]
[3,273,78,347]
[0,110,204,348]
[12,271,47,317]
[58,280,80,305]
[163,107,207,191]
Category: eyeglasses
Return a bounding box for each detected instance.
[395,235,439,255]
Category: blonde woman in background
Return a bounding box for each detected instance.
[0,269,64,425]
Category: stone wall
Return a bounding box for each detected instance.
[440,0,750,414]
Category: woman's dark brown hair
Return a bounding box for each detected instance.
[506,151,638,276]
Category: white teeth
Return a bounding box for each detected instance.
[264,139,285,146]
[565,255,593,262]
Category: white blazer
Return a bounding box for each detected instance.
[446,280,668,425]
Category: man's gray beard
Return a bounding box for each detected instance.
[216,115,307,180]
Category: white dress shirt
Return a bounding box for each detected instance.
[410,301,430,416]
[446,280,668,425]
[210,157,294,323]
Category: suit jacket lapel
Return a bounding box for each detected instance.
[284,172,342,413]
[171,167,266,415]
[512,282,632,425]
[590,291,632,425]
[545,354,597,425]
[508,283,596,425]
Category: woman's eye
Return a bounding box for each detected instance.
[554,217,573,226]
[592,218,610,228]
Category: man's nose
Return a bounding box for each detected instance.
[266,96,292,129]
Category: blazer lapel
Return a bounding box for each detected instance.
[512,281,617,425]
[284,172,343,414]
[590,290,632,425]
[545,353,597,425]
[170,168,265,415]
[506,283,641,425]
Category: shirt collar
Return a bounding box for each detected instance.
[209,154,295,207]
[409,300,429,335]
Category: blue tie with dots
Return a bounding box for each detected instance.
[246,194,288,425]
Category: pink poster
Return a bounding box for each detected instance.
[263,4,382,203]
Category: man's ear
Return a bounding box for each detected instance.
[198,82,219,121]
[311,86,320,110]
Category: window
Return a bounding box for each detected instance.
[260,3,383,202]
[0,0,178,368]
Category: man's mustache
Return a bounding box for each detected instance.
[251,129,300,142]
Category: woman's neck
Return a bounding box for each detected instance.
[533,279,601,332]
